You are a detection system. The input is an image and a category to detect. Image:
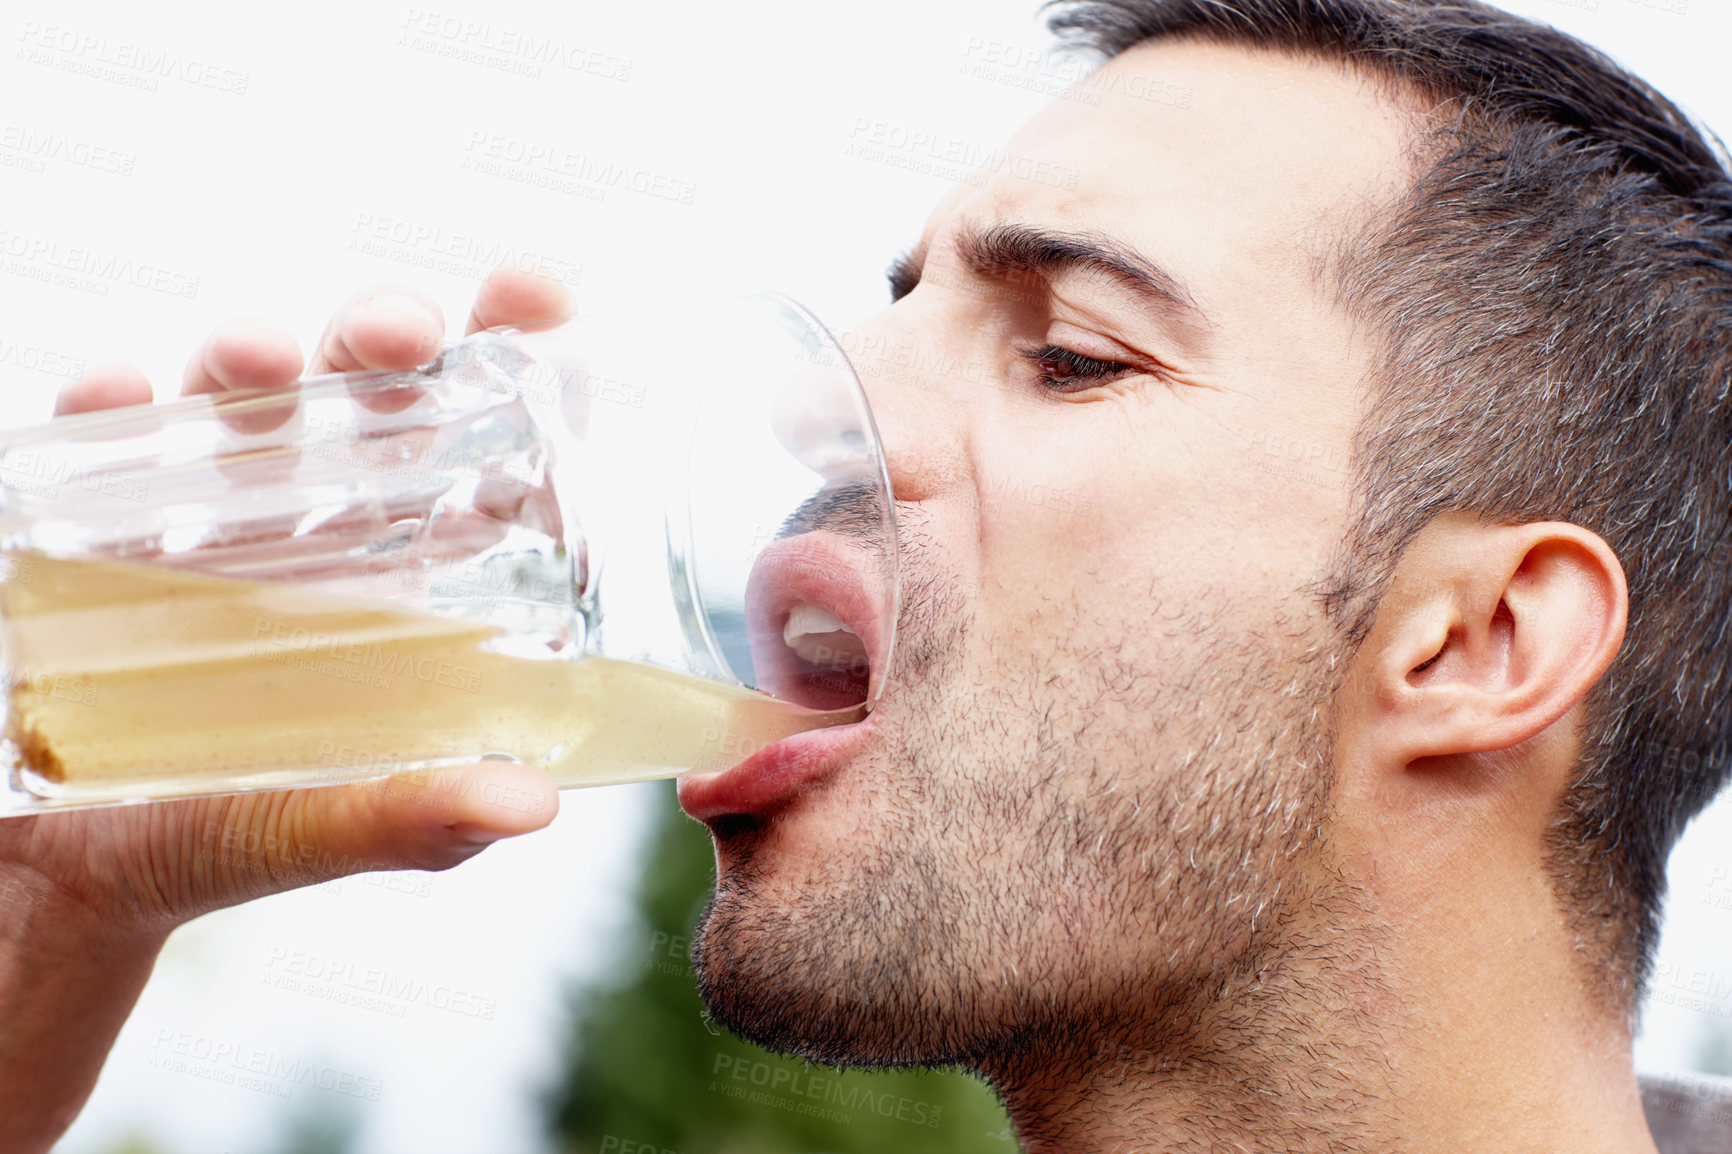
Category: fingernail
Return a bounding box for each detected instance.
[368,293,439,327]
[367,294,443,355]
[447,822,511,846]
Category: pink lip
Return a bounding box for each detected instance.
[676,714,876,822]
[744,532,891,705]
[676,530,891,822]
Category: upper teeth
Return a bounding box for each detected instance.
[783,603,868,668]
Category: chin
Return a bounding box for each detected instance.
[691,942,970,1069]
[688,855,984,1070]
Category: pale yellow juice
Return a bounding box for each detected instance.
[0,554,861,802]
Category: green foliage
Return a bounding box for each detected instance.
[1698,1021,1732,1078]
[90,1104,359,1154]
[273,1101,362,1154]
[544,781,1017,1154]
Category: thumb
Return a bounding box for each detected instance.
[224,762,559,893]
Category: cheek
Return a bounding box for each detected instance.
[981,397,1343,605]
[972,457,1209,637]
[972,391,1220,569]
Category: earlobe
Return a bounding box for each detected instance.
[1347,516,1627,769]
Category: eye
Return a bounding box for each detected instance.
[887,249,922,303]
[1018,342,1136,394]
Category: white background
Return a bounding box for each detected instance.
[0,1,1726,1151]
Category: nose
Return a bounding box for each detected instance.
[839,302,967,506]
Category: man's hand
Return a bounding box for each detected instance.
[0,268,577,1154]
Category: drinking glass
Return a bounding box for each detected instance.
[0,293,897,816]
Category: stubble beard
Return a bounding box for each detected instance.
[692,525,1360,1102]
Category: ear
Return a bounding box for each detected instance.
[1341,515,1627,772]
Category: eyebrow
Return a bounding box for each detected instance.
[888,221,1212,331]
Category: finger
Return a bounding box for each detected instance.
[266,762,558,881]
[180,320,304,398]
[53,363,153,417]
[309,285,446,376]
[175,321,304,435]
[465,266,574,335]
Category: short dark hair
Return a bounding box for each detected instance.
[1047,0,1732,1013]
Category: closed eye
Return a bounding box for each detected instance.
[887,249,922,302]
[1018,343,1137,394]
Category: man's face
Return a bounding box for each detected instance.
[680,39,1411,1069]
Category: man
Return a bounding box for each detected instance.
[3,1,1728,1150]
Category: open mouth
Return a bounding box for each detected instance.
[677,531,892,823]
[742,532,889,714]
[678,533,893,821]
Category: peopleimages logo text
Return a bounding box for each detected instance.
[15,23,250,93]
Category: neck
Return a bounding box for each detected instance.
[973,860,1659,1154]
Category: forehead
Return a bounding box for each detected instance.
[926,38,1413,313]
